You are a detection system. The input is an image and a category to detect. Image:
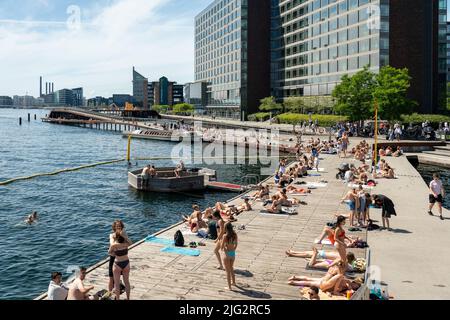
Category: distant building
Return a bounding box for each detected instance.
[112,94,134,108]
[13,95,35,107]
[184,82,208,113]
[148,76,184,107]
[132,67,149,109]
[54,89,74,106]
[87,96,109,107]
[0,96,13,107]
[72,88,84,107]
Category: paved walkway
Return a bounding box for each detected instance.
[367,156,450,299]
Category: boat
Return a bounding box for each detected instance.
[128,167,217,192]
[123,129,197,142]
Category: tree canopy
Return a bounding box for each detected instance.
[259,96,283,113]
[173,103,194,114]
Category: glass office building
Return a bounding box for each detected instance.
[197,0,446,117]
[195,0,271,119]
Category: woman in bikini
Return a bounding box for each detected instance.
[108,231,131,300]
[221,222,238,290]
[108,220,131,293]
[334,216,350,265]
[306,249,356,271]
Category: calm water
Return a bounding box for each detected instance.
[0,108,267,300]
[416,163,450,210]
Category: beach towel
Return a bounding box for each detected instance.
[145,236,174,246]
[309,168,326,172]
[160,246,201,256]
[348,184,374,190]
[308,174,322,177]
[306,182,328,188]
[181,230,199,236]
[288,193,309,196]
[314,239,333,245]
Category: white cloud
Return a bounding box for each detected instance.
[0,0,195,98]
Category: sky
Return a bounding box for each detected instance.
[0,0,212,98]
[1,0,450,99]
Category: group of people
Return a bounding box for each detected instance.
[378,146,403,158]
[48,220,132,300]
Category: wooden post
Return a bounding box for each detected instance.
[19,117,22,125]
[28,113,30,122]
[373,100,379,172]
[34,114,37,120]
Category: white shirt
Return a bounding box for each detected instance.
[430,180,443,196]
[48,281,68,300]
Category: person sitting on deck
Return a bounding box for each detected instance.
[149,165,157,178]
[48,272,69,300]
[183,205,208,232]
[265,195,282,214]
[67,267,99,300]
[392,147,403,157]
[234,198,252,215]
[253,185,270,200]
[215,202,237,221]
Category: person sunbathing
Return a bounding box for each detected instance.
[286,185,311,194]
[392,147,403,157]
[288,261,346,295]
[286,248,355,262]
[235,198,252,214]
[305,249,356,272]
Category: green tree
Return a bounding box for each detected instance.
[283,97,305,113]
[332,66,376,121]
[173,103,194,115]
[373,66,416,120]
[259,96,283,113]
[152,105,170,114]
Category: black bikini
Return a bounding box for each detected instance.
[114,248,129,269]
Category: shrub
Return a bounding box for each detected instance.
[248,112,271,122]
[276,113,348,127]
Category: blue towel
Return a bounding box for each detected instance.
[145,236,174,246]
[161,246,200,256]
[308,174,322,177]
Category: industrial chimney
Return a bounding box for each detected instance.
[46,83,48,95]
[40,77,43,97]
[52,83,54,93]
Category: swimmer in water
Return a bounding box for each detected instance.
[25,211,38,224]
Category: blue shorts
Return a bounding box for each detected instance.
[346,200,356,210]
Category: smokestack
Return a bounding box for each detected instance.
[52,83,54,93]
[46,83,48,95]
[40,77,42,97]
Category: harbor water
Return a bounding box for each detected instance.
[0,109,268,299]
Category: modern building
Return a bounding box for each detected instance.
[195,0,271,119]
[148,77,184,107]
[0,96,13,107]
[87,96,110,107]
[447,21,450,82]
[13,95,36,107]
[72,88,84,107]
[184,81,208,113]
[54,89,74,106]
[132,67,149,109]
[112,94,134,108]
[196,0,447,118]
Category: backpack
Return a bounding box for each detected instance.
[174,230,185,247]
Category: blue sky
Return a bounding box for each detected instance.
[1,0,449,98]
[0,0,212,98]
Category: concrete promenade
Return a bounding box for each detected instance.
[367,156,450,299]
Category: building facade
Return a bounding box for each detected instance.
[0,96,13,107]
[132,67,149,109]
[197,0,447,118]
[185,82,208,113]
[72,88,84,107]
[112,94,134,108]
[195,0,271,119]
[447,21,450,82]
[148,77,185,107]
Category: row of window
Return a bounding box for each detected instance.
[196,38,241,63]
[196,0,240,26]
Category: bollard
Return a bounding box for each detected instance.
[34,114,37,120]
[19,117,22,125]
[28,113,30,122]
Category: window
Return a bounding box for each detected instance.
[380,38,389,50]
[348,12,358,25]
[313,25,320,36]
[321,49,329,60]
[359,24,370,37]
[329,5,338,17]
[329,46,338,59]
[371,37,379,50]
[348,42,358,55]
[348,56,358,70]
[321,22,328,33]
[321,35,329,47]
[338,59,347,72]
[339,29,347,42]
[338,44,348,57]
[348,26,358,40]
[349,0,358,10]
[329,60,337,73]
[329,32,338,45]
[321,8,328,20]
[321,62,329,74]
[359,7,369,22]
[339,15,347,28]
[330,18,338,31]
[359,39,370,52]
[339,0,348,13]
[370,53,379,67]
[359,55,370,68]
[313,12,320,23]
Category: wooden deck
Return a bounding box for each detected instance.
[35,152,368,300]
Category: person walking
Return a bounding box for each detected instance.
[428,173,445,220]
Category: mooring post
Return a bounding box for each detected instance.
[28,113,30,122]
[34,114,37,120]
[19,117,22,125]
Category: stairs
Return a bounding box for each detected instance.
[418,142,450,168]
